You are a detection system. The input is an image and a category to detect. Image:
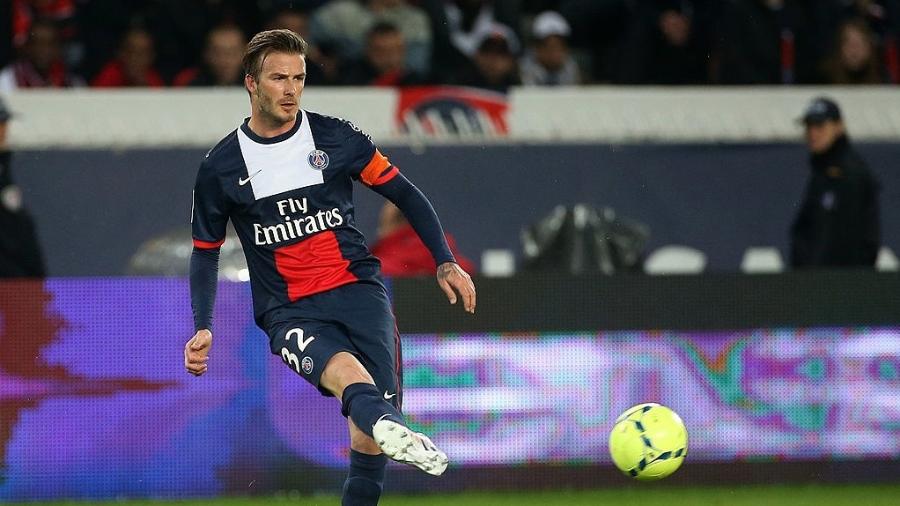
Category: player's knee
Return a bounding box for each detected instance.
[321,352,374,397]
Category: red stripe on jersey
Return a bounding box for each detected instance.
[359,149,392,185]
[371,166,399,186]
[274,231,358,301]
[193,238,225,249]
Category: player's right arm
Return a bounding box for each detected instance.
[185,157,230,376]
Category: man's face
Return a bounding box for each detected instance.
[246,51,306,125]
[840,24,872,71]
[120,31,155,79]
[475,48,515,83]
[206,29,246,84]
[367,32,405,73]
[805,120,844,154]
[535,36,568,71]
[26,24,60,72]
[269,13,308,36]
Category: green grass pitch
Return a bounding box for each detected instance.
[7,484,900,506]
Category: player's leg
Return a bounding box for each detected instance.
[329,283,448,476]
[321,351,448,476]
[320,351,405,434]
[318,353,395,506]
[265,309,392,506]
[341,418,387,506]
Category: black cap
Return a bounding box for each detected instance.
[479,34,512,54]
[800,97,842,125]
[474,23,520,55]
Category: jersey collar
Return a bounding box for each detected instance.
[240,112,303,145]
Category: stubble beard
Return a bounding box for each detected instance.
[256,88,293,128]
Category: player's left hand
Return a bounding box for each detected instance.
[436,262,476,314]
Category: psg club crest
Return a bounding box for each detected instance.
[301,356,314,375]
[307,150,329,170]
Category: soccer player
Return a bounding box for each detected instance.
[183,29,476,505]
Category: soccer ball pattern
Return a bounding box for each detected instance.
[609,403,688,481]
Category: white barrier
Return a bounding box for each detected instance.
[4,86,899,148]
[4,88,398,148]
[509,86,900,143]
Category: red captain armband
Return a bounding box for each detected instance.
[359,149,399,186]
[193,238,225,249]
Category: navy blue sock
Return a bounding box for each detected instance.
[341,383,404,438]
[341,450,387,506]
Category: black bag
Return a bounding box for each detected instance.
[521,204,649,274]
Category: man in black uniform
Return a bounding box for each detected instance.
[791,97,880,268]
[0,97,45,278]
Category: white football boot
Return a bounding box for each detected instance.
[373,418,449,476]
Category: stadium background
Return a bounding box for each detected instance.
[3,86,898,504]
[2,1,900,504]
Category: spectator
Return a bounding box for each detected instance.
[615,0,712,84]
[422,0,523,82]
[442,0,517,57]
[822,18,886,83]
[0,97,46,278]
[265,6,312,38]
[556,0,631,82]
[266,7,345,86]
[833,0,900,82]
[371,202,476,277]
[73,0,142,81]
[342,22,427,86]
[835,0,900,38]
[714,0,830,84]
[12,0,77,49]
[311,0,433,75]
[791,97,880,268]
[520,10,581,86]
[139,0,262,82]
[173,25,247,87]
[92,27,165,87]
[0,18,83,91]
[454,23,522,92]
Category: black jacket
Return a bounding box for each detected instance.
[790,135,880,268]
[0,150,45,277]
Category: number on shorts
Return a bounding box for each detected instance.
[281,347,301,374]
[285,327,315,352]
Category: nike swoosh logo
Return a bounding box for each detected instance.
[238,169,262,186]
[383,391,397,400]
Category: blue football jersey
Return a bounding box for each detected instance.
[191,110,400,322]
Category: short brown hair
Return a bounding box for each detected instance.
[242,29,308,81]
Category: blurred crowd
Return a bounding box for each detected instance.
[1,0,899,93]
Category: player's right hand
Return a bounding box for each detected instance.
[184,329,212,376]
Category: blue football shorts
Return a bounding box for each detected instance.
[262,281,403,411]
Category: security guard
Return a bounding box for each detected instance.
[0,97,45,277]
[790,97,880,268]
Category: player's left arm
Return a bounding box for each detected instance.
[357,150,476,313]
